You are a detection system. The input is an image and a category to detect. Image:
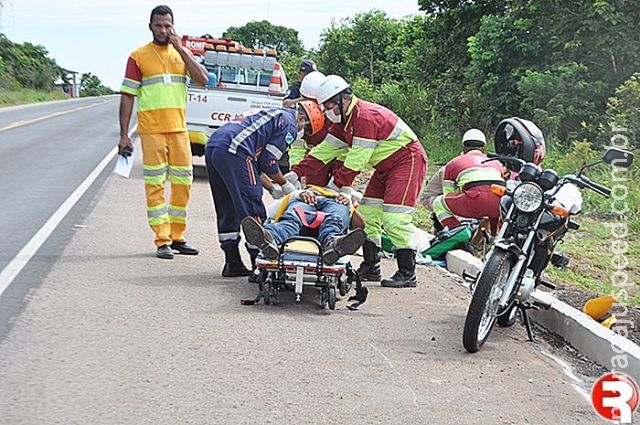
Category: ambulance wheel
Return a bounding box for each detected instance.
[328,287,336,310]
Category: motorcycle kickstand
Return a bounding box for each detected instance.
[519,304,540,344]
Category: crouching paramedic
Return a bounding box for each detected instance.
[289,75,428,288]
[241,186,366,266]
[205,101,325,277]
[432,128,505,233]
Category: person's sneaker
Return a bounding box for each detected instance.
[322,228,366,265]
[171,241,199,255]
[241,217,279,260]
[156,244,174,260]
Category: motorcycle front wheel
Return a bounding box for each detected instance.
[463,250,514,352]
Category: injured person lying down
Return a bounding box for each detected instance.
[241,185,366,265]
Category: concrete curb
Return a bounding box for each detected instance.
[444,248,640,381]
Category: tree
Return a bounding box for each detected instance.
[223,21,304,56]
[80,73,113,97]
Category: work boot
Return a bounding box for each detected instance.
[156,244,174,260]
[381,249,417,288]
[356,239,381,281]
[322,228,366,265]
[241,217,279,260]
[170,241,200,255]
[221,243,251,277]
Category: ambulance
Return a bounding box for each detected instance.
[181,35,289,156]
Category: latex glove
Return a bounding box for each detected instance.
[284,171,301,189]
[281,181,297,195]
[327,178,352,200]
[270,184,284,199]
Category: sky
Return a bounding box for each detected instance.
[0,0,423,90]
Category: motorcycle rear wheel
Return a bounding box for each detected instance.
[463,250,514,352]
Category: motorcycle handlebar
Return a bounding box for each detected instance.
[582,176,612,197]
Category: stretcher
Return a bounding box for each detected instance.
[241,236,367,310]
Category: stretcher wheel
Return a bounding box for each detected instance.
[328,287,336,310]
[263,281,271,305]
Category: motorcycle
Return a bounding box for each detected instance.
[462,147,634,353]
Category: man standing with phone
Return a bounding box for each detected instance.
[118,5,208,259]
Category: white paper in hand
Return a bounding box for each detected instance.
[113,151,134,178]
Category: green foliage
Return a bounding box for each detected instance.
[80,73,114,97]
[223,21,304,56]
[604,73,640,148]
[0,88,68,106]
[0,34,64,91]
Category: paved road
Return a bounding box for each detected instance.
[0,121,602,423]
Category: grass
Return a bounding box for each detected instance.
[543,216,640,306]
[0,88,69,106]
[417,138,640,307]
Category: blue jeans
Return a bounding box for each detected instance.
[264,198,350,246]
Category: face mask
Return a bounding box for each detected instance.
[325,109,342,124]
[297,129,305,140]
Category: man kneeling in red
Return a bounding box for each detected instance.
[432,129,505,233]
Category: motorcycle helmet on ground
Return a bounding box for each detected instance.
[297,100,325,136]
[299,71,326,100]
[494,117,546,165]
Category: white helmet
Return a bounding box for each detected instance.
[462,128,487,147]
[316,75,350,104]
[299,71,326,100]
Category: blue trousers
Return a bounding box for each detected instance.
[265,198,350,246]
[205,146,266,248]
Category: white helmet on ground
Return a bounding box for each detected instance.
[316,75,350,104]
[462,128,487,147]
[300,71,326,100]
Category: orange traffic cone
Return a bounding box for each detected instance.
[268,62,283,94]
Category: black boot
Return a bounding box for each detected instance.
[356,239,381,281]
[322,228,366,265]
[381,249,417,288]
[221,243,251,277]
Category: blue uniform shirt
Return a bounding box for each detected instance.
[285,81,301,100]
[206,108,298,175]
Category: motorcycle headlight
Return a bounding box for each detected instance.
[512,183,544,213]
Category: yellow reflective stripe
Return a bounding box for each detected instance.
[288,146,307,166]
[457,167,503,189]
[168,165,192,185]
[121,78,140,95]
[140,74,187,86]
[169,205,187,224]
[360,196,384,207]
[324,133,349,149]
[383,204,415,214]
[137,81,187,112]
[344,145,374,171]
[383,210,414,248]
[432,195,454,222]
[352,136,378,149]
[308,140,345,165]
[168,175,191,185]
[147,203,169,225]
[443,180,456,194]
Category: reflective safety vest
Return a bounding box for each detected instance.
[294,97,418,188]
[442,150,504,194]
[120,43,188,134]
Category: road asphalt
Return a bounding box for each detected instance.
[0,153,603,424]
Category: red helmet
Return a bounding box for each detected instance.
[494,117,545,165]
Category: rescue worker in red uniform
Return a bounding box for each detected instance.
[288,75,428,288]
[432,128,505,232]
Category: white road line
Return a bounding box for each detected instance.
[0,99,113,133]
[0,125,137,298]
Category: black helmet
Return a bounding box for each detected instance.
[299,59,317,74]
[494,117,546,165]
